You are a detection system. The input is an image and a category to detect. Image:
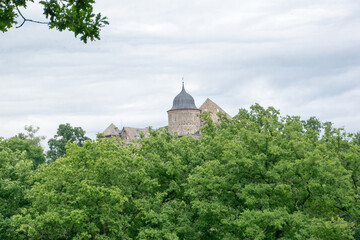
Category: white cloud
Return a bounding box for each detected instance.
[0,0,360,142]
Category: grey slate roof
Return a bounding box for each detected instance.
[170,83,198,110]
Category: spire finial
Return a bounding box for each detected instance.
[182,77,184,90]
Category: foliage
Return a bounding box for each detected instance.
[47,123,90,162]
[9,104,360,239]
[0,0,108,43]
[0,138,33,239]
[13,138,159,239]
[2,125,46,169]
[15,125,46,146]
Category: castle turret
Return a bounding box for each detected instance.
[168,83,201,136]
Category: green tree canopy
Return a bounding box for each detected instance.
[15,125,46,146]
[47,123,90,162]
[0,0,108,43]
[1,125,46,169]
[11,104,360,239]
[0,138,33,239]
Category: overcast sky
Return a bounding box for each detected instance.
[1,0,359,143]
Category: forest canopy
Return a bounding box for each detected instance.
[1,104,360,239]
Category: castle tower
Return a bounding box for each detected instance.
[168,83,201,136]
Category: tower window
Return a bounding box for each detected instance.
[173,117,176,122]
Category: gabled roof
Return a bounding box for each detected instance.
[199,98,232,119]
[103,123,121,137]
[121,127,149,141]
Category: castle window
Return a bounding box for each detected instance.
[194,116,196,121]
[173,117,176,122]
[217,109,219,112]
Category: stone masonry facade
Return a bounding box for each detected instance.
[168,109,201,136]
[199,98,232,123]
[103,84,232,141]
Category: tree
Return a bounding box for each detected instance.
[2,125,46,169]
[0,138,33,239]
[0,0,108,43]
[354,132,360,146]
[13,138,156,239]
[11,105,360,239]
[15,125,46,146]
[47,123,90,162]
[303,116,322,133]
[183,106,356,239]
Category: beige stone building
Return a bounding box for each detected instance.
[167,83,232,136]
[103,124,149,143]
[103,123,121,138]
[199,98,232,123]
[120,127,149,142]
[103,83,231,141]
[167,83,201,136]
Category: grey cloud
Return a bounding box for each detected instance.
[0,0,359,139]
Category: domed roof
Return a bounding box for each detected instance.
[170,83,198,110]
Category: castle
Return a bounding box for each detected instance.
[103,83,231,142]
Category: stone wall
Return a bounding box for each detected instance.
[168,109,201,136]
[200,98,232,123]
